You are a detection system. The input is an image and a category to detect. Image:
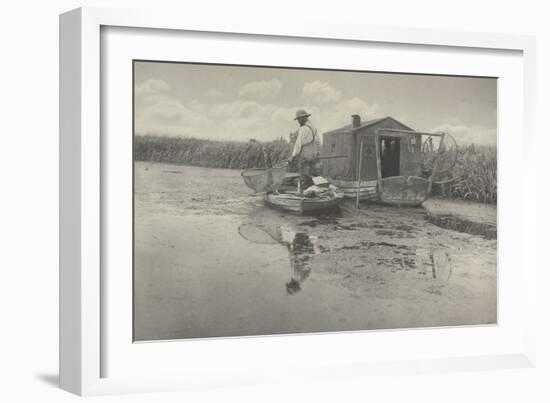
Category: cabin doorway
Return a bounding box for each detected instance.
[380,137,400,178]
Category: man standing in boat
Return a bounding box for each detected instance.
[289,109,321,193]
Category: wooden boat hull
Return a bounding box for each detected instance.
[379,176,429,207]
[264,191,344,215]
[330,177,429,206]
[329,179,379,201]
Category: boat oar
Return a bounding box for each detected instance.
[318,154,348,159]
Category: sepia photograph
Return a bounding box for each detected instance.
[133,60,497,342]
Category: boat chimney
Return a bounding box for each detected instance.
[351,114,361,129]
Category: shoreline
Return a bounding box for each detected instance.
[423,198,497,239]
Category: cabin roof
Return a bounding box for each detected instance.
[323,116,413,136]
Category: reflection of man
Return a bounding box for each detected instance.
[289,109,321,192]
[284,232,314,295]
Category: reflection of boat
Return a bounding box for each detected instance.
[264,190,344,215]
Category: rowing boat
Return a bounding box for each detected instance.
[264,190,344,215]
[241,164,344,214]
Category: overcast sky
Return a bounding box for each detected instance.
[134,61,497,145]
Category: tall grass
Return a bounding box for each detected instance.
[135,135,497,204]
[433,145,497,204]
[134,135,292,169]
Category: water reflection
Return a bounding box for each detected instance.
[238,215,454,299]
[238,221,320,295]
[278,226,319,295]
[374,245,453,284]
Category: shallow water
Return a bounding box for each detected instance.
[134,162,497,341]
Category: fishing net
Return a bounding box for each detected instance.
[241,163,288,193]
[421,133,458,182]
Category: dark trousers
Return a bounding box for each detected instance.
[298,157,320,189]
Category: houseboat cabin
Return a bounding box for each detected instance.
[321,115,441,206]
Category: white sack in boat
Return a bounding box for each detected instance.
[312,176,330,187]
[304,185,329,197]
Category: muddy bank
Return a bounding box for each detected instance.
[134,162,497,341]
[423,198,497,239]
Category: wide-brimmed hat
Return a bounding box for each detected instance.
[294,109,311,120]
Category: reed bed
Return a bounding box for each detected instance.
[433,145,497,204]
[134,135,292,169]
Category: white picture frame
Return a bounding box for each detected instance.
[59,6,537,396]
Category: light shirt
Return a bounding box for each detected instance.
[291,122,320,159]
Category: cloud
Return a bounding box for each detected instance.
[135,79,170,96]
[208,101,299,141]
[332,97,380,119]
[135,96,211,137]
[135,94,383,142]
[211,101,270,120]
[302,80,342,104]
[205,88,224,99]
[302,97,380,135]
[431,123,497,146]
[136,93,298,141]
[238,79,282,99]
[134,79,211,137]
[134,78,382,144]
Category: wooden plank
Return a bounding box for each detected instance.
[330,179,378,188]
[374,133,383,192]
[376,128,446,137]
